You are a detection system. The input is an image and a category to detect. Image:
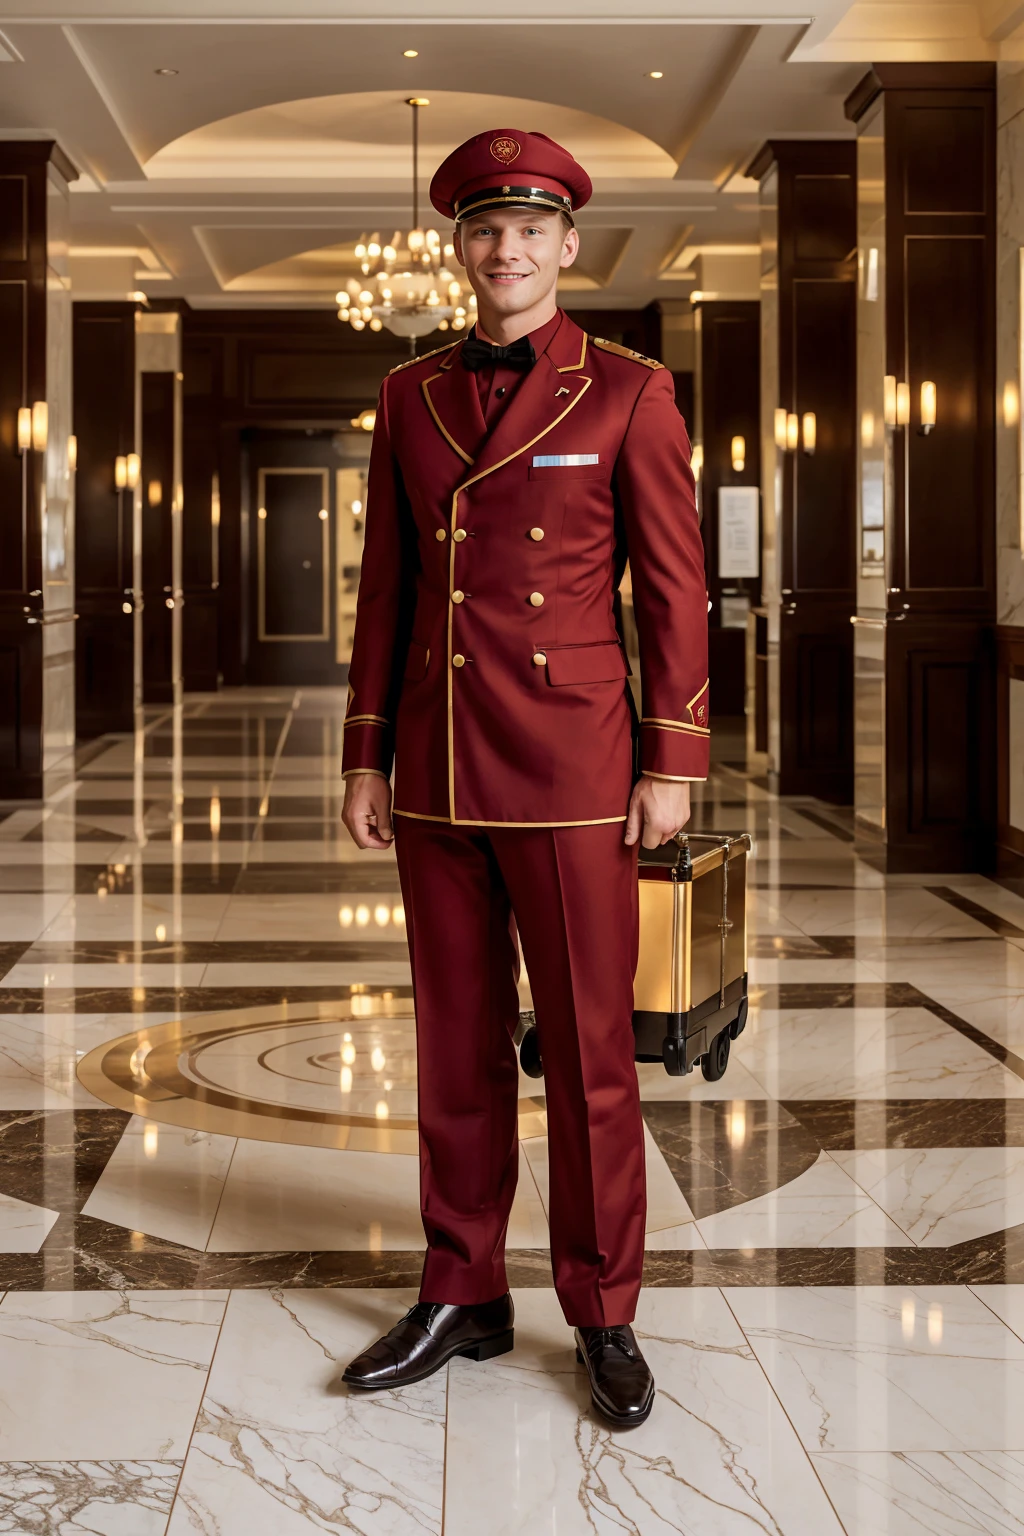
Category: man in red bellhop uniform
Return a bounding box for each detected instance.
[340,129,708,1428]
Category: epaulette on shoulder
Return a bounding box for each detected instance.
[590,336,663,371]
[388,339,460,375]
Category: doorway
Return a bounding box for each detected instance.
[241,428,369,685]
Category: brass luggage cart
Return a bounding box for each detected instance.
[632,832,750,1078]
[517,831,750,1081]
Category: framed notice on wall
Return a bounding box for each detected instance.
[718,487,760,579]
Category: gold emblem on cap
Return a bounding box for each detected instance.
[490,137,521,165]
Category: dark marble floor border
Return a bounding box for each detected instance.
[754,979,1024,1086]
[6,1237,1024,1289]
[927,884,1024,940]
[0,985,415,1013]
[12,939,411,967]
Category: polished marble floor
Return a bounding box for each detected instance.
[1,689,1024,1530]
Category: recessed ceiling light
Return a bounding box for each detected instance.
[154,67,178,75]
[403,49,418,57]
[647,70,664,79]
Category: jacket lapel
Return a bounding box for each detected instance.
[457,313,592,489]
[420,341,487,467]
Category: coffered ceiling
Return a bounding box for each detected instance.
[0,1,1017,311]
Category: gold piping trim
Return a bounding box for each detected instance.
[447,491,457,820]
[389,339,459,375]
[685,679,710,726]
[422,374,474,465]
[395,810,628,827]
[455,378,592,496]
[641,718,711,737]
[344,714,389,727]
[556,331,588,373]
[342,768,391,780]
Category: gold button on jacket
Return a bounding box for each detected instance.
[451,590,465,604]
[529,592,545,607]
[530,527,545,541]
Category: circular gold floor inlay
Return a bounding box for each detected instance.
[78,999,547,1154]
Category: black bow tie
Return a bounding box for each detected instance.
[461,333,536,372]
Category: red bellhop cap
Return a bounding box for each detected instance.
[429,129,593,225]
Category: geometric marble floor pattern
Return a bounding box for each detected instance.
[1,690,1024,1532]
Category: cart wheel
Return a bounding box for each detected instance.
[701,1028,731,1081]
[519,1026,544,1079]
[730,996,749,1040]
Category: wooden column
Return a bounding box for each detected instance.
[696,299,761,718]
[847,65,997,871]
[73,302,136,736]
[749,140,858,803]
[0,141,76,797]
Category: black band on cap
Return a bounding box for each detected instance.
[454,185,575,222]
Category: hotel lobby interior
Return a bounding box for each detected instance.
[2,2,1024,1531]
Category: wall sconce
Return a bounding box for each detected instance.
[126,452,140,489]
[774,408,788,451]
[16,403,48,452]
[919,380,936,435]
[896,383,910,427]
[147,479,163,507]
[801,412,816,456]
[350,409,376,432]
[114,455,128,490]
[67,435,77,473]
[690,443,703,480]
[861,411,875,449]
[883,375,897,428]
[730,435,745,473]
[785,412,799,452]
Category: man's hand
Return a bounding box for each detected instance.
[624,775,691,850]
[342,772,395,850]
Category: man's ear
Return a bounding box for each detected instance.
[559,227,580,271]
[452,226,466,269]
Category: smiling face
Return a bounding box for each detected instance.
[453,207,579,340]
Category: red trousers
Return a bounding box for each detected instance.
[395,817,645,1326]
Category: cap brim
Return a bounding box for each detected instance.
[454,186,574,223]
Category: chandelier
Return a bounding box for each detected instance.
[337,97,477,341]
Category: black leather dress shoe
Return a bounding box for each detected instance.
[343,1294,514,1390]
[575,1324,655,1428]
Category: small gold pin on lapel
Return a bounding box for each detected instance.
[555,386,570,397]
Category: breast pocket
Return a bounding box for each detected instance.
[528,462,606,483]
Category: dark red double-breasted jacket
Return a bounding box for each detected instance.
[341,311,709,826]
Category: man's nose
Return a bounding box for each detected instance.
[492,232,522,263]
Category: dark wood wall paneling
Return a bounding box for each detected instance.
[178,304,661,690]
[140,372,176,703]
[697,300,760,717]
[72,303,136,736]
[748,140,858,803]
[847,65,997,871]
[997,626,1024,872]
[0,142,75,796]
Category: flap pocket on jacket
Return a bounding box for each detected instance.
[528,462,605,482]
[545,642,628,686]
[403,639,430,682]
